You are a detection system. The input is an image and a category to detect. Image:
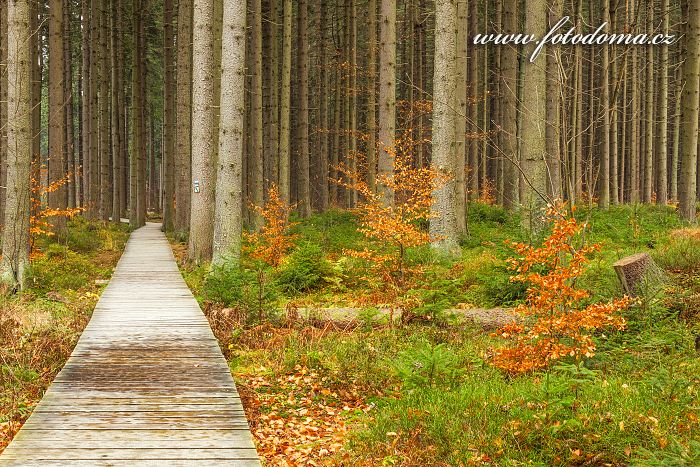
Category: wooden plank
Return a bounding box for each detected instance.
[0,223,261,465]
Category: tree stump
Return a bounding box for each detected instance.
[613,253,665,296]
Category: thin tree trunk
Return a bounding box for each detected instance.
[0,0,7,227]
[643,1,654,203]
[598,0,610,208]
[501,0,519,209]
[366,0,377,192]
[175,0,192,234]
[318,0,329,210]
[671,63,682,201]
[545,0,562,200]
[297,0,311,216]
[81,0,91,211]
[161,0,175,229]
[63,0,75,210]
[629,0,639,203]
[679,0,700,221]
[48,0,67,234]
[454,0,467,234]
[378,0,396,206]
[657,0,669,205]
[278,0,292,203]
[251,0,264,226]
[111,0,123,223]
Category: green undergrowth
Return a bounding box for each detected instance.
[0,219,129,452]
[175,203,700,465]
[182,203,696,317]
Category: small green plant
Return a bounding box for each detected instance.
[276,242,331,295]
[393,341,462,390]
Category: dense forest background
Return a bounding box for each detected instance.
[0,0,699,287]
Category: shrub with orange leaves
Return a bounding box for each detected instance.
[491,204,630,374]
[337,146,450,310]
[30,161,83,256]
[244,184,298,268]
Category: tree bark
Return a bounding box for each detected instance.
[679,0,700,221]
[657,0,669,205]
[430,0,459,255]
[188,0,217,261]
[111,0,123,223]
[378,0,396,206]
[48,0,66,235]
[545,0,562,200]
[501,0,519,209]
[297,0,311,216]
[1,0,32,289]
[366,0,377,193]
[598,0,610,208]
[161,0,175,230]
[643,1,654,203]
[175,0,193,234]
[278,0,292,203]
[251,0,264,226]
[454,0,467,233]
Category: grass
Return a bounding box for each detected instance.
[181,203,700,465]
[0,219,129,451]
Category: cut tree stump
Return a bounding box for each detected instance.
[613,252,665,296]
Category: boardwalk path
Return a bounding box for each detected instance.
[0,223,260,466]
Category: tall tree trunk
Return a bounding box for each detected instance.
[467,0,478,199]
[598,0,610,208]
[454,0,467,234]
[81,0,91,211]
[161,0,175,230]
[679,0,700,221]
[266,0,280,189]
[366,0,377,192]
[671,64,682,201]
[251,0,264,226]
[48,0,66,234]
[0,0,7,227]
[430,0,459,255]
[64,0,76,210]
[213,0,245,265]
[98,0,110,220]
[278,0,292,202]
[657,0,669,205]
[545,0,562,200]
[629,0,639,203]
[111,0,123,223]
[643,1,654,203]
[175,0,192,234]
[1,0,32,289]
[501,0,519,209]
[378,0,396,206]
[89,0,99,217]
[520,0,548,218]
[188,0,217,261]
[297,0,311,216]
[318,0,329,210]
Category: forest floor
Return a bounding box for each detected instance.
[0,219,129,452]
[173,204,700,466]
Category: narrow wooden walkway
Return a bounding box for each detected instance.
[0,223,260,466]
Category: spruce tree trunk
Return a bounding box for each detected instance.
[98,0,110,220]
[81,0,91,211]
[48,0,66,235]
[629,0,639,203]
[545,0,562,200]
[454,0,467,234]
[175,0,192,234]
[366,0,377,192]
[63,0,76,210]
[297,0,311,216]
[643,1,654,203]
[318,0,329,210]
[467,0,478,199]
[188,0,217,261]
[251,0,264,226]
[111,0,123,223]
[501,0,519,209]
[0,0,7,227]
[1,0,32,289]
[520,0,548,217]
[671,64,682,201]
[430,0,459,255]
[161,0,175,230]
[89,0,99,217]
[657,0,670,205]
[378,0,396,206]
[598,0,610,208]
[213,0,245,265]
[679,0,700,221]
[278,0,291,203]
[266,0,280,189]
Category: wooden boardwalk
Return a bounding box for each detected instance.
[0,223,260,466]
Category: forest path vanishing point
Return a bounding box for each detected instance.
[0,223,260,466]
